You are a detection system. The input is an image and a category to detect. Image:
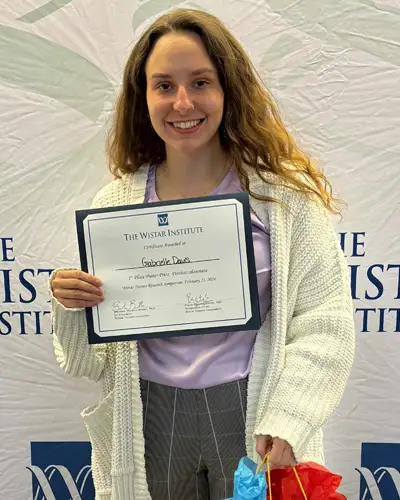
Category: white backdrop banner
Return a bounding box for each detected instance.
[1,1,399,499]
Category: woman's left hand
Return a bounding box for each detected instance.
[256,435,297,469]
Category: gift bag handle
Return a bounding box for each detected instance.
[258,454,308,500]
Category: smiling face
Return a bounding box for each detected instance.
[145,31,224,154]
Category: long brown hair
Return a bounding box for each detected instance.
[107,8,342,214]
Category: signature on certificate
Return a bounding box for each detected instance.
[111,300,146,312]
[186,293,212,306]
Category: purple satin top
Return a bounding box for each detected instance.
[137,165,272,389]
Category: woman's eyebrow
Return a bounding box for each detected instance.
[150,67,216,79]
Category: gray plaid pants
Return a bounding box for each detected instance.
[140,377,248,500]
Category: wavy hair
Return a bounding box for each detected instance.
[107,8,342,214]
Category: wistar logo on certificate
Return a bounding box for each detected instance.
[157,213,169,226]
[76,193,261,344]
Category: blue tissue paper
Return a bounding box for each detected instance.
[225,457,267,500]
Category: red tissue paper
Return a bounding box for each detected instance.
[266,462,346,499]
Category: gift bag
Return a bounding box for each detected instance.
[225,457,267,500]
[262,455,347,500]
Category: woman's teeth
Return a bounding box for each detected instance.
[172,119,202,129]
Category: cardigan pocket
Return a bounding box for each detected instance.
[81,389,114,495]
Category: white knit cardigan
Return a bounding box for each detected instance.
[51,165,355,500]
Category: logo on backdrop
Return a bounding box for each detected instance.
[356,443,400,499]
[0,237,53,336]
[27,442,94,500]
[157,213,169,226]
[339,232,400,334]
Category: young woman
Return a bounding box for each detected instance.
[50,9,355,500]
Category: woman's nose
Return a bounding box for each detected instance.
[173,86,194,113]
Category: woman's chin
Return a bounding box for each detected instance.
[164,132,220,154]
[166,137,208,153]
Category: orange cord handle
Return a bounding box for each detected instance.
[261,454,308,500]
[292,466,308,500]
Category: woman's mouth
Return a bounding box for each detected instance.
[167,118,206,134]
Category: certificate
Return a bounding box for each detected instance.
[76,193,261,344]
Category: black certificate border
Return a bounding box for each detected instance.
[76,192,261,345]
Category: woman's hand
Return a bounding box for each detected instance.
[256,435,296,469]
[51,269,104,309]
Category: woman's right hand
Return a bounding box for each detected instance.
[51,269,104,309]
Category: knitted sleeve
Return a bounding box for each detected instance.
[51,292,107,381]
[51,183,118,381]
[254,195,355,460]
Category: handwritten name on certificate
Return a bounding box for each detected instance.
[76,193,260,344]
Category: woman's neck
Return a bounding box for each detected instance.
[157,140,230,199]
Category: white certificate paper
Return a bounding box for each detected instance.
[76,193,260,344]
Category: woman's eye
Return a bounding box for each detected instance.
[157,83,171,91]
[194,80,208,88]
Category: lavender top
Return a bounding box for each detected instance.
[137,165,272,389]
